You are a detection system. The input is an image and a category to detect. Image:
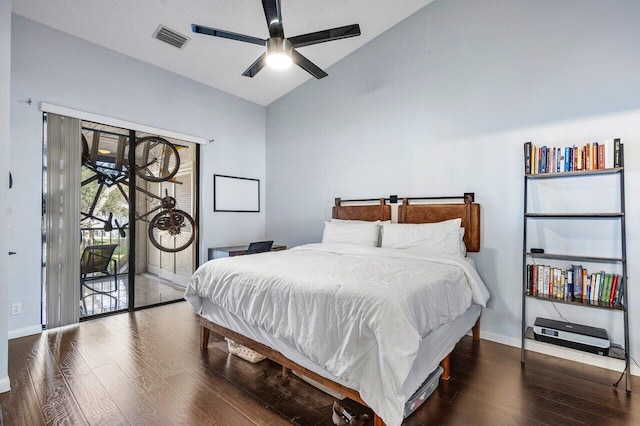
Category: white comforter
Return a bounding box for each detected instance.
[185,243,489,426]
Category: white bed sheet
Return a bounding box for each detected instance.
[186,243,489,425]
[197,296,481,400]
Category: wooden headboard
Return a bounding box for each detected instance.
[332,198,391,221]
[398,196,481,252]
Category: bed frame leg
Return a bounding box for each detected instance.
[441,355,451,381]
[200,326,210,350]
[373,413,386,426]
[472,317,481,341]
[282,365,289,378]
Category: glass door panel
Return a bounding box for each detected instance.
[79,121,131,317]
[134,133,197,308]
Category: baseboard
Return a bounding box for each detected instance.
[477,329,639,377]
[477,329,521,348]
[0,376,10,393]
[8,325,42,340]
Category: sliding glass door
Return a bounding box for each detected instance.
[43,114,199,322]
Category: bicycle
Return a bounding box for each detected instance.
[81,133,196,253]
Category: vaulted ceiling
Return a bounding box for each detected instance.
[12,0,434,105]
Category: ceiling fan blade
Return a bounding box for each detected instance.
[289,24,361,48]
[242,53,268,78]
[291,49,328,79]
[261,0,284,38]
[191,24,266,46]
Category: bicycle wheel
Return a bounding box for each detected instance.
[135,136,180,182]
[148,209,196,252]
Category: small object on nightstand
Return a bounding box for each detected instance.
[531,248,545,254]
[208,243,286,260]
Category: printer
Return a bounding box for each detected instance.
[533,317,610,356]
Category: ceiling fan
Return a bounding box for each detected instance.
[192,0,361,79]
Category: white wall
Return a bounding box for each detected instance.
[0,0,12,392]
[266,0,640,366]
[9,15,266,336]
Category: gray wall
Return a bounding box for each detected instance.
[0,0,11,392]
[9,15,266,336]
[266,0,640,357]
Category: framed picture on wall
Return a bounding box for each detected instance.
[213,174,260,212]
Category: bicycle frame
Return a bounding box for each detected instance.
[80,130,195,252]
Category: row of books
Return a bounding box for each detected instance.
[526,264,624,306]
[524,139,622,175]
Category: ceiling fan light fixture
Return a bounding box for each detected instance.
[192,0,361,79]
[266,37,292,70]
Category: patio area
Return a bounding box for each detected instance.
[80,272,186,317]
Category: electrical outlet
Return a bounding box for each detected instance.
[11,302,22,315]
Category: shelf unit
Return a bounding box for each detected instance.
[521,161,631,392]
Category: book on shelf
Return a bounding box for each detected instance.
[524,140,623,174]
[577,147,582,171]
[559,147,563,172]
[604,139,614,168]
[538,264,544,295]
[545,265,551,296]
[524,142,532,174]
[596,273,603,302]
[526,264,623,306]
[605,274,612,302]
[573,265,582,299]
[614,276,624,305]
[557,268,564,299]
[598,144,604,169]
[614,138,622,168]
[610,275,618,304]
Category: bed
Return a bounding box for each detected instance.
[185,195,489,426]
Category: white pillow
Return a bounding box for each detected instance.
[322,220,380,247]
[331,219,389,246]
[460,227,467,257]
[381,218,463,257]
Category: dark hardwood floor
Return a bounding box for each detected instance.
[1,302,638,425]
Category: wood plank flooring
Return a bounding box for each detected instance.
[1,302,638,425]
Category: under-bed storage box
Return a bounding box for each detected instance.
[404,366,443,418]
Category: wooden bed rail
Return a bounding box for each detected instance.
[199,315,482,426]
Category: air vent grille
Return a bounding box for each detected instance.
[153,25,190,49]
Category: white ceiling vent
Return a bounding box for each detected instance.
[153,25,190,49]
